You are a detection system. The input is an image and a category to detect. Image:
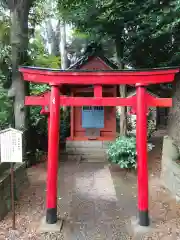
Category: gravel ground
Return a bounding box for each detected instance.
[0,163,64,240]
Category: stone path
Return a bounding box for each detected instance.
[0,134,179,239]
[60,162,134,239]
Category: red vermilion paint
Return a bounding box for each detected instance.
[46,85,60,221]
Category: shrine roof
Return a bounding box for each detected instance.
[19,66,179,86]
[20,65,179,73]
[68,43,118,70]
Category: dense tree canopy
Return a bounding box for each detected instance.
[58,0,180,68]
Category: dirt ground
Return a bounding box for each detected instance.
[0,131,179,239]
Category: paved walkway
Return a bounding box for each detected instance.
[59,161,135,239]
[0,134,179,239]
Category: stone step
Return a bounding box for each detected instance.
[66,149,108,156]
[66,147,109,152]
[66,154,108,163]
[82,156,108,163]
[66,141,111,149]
[66,148,107,154]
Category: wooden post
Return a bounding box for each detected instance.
[10,163,15,230]
[136,84,149,226]
[46,85,60,224]
[70,91,74,140]
[94,85,102,97]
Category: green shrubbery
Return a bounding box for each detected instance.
[107,136,154,169]
[107,136,137,169]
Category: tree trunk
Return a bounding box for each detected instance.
[9,8,28,130]
[46,19,55,54]
[60,20,69,114]
[115,36,127,136]
[52,21,61,57]
[46,19,60,57]
[119,85,127,136]
[60,20,69,70]
[8,0,33,154]
[167,73,180,148]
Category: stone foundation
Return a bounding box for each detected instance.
[0,162,29,220]
[161,135,180,200]
[66,141,112,162]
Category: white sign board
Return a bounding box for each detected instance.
[0,128,23,163]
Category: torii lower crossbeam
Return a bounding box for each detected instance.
[25,95,172,107]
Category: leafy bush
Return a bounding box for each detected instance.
[107,136,154,169]
[107,136,137,169]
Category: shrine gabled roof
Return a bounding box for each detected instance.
[20,65,180,73]
[68,42,119,70]
[68,54,119,70]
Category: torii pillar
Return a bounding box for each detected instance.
[46,84,60,224]
[136,84,149,226]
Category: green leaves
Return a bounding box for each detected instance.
[33,55,60,68]
[107,136,154,169]
[0,17,10,45]
[57,0,180,68]
[0,73,12,129]
[29,31,61,68]
[107,136,137,169]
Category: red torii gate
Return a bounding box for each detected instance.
[19,66,179,227]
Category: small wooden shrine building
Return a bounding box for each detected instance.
[65,44,118,158]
